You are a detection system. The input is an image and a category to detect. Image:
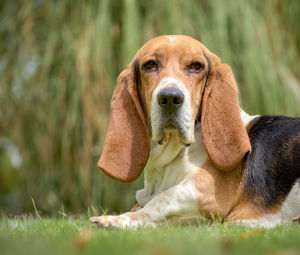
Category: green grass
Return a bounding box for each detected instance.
[0,217,300,255]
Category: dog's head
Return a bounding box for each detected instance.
[98,35,251,182]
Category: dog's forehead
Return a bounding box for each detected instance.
[135,35,208,58]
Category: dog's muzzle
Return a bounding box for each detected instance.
[151,78,194,145]
[156,87,189,144]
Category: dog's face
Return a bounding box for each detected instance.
[134,35,216,145]
[98,35,251,183]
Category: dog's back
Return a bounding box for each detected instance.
[239,116,300,226]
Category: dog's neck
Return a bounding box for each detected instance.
[147,110,256,167]
[136,122,206,206]
[136,109,258,206]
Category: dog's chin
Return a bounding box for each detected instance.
[154,122,194,146]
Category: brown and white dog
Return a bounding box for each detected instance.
[90,35,300,229]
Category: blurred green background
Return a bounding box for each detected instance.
[0,0,299,216]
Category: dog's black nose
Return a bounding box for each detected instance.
[158,87,184,113]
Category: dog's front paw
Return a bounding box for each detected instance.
[90,212,156,229]
[90,215,131,229]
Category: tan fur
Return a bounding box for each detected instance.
[193,120,283,222]
[193,158,282,222]
[201,64,251,170]
[98,35,250,182]
[98,68,150,182]
[136,35,215,120]
[193,160,243,218]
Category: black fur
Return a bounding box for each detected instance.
[133,59,141,87]
[244,115,300,209]
[133,59,144,110]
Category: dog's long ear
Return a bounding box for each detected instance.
[98,65,150,182]
[201,62,251,171]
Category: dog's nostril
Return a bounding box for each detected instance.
[158,87,184,112]
[173,97,182,105]
[160,97,168,106]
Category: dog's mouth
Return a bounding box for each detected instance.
[164,120,177,131]
[156,118,194,146]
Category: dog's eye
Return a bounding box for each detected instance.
[143,60,158,72]
[188,62,203,73]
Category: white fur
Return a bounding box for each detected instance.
[166,36,176,42]
[240,109,259,125]
[151,77,194,144]
[136,122,206,206]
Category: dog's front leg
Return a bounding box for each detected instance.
[90,182,199,229]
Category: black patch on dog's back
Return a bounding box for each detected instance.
[244,115,300,209]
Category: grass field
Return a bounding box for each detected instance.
[0,217,299,255]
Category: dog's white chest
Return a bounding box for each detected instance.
[136,126,207,206]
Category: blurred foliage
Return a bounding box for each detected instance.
[0,0,299,215]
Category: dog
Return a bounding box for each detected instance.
[90,35,300,229]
